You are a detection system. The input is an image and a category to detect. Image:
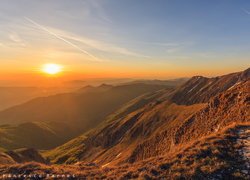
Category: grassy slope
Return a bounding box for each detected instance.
[44,98,204,164]
[0,83,171,126]
[42,91,168,163]
[45,70,249,165]
[0,83,172,150]
[0,122,67,150]
[1,124,249,179]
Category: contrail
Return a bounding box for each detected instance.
[24,17,100,61]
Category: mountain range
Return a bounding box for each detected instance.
[0,82,181,150]
[0,68,249,179]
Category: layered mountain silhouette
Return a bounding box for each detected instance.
[0,87,57,111]
[0,68,249,179]
[0,83,178,150]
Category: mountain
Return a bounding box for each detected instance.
[119,78,188,87]
[0,85,88,111]
[5,148,48,164]
[0,83,173,150]
[0,122,67,150]
[171,68,250,105]
[0,87,49,111]
[45,68,249,166]
[76,84,113,93]
[0,68,248,179]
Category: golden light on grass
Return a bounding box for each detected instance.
[42,63,62,75]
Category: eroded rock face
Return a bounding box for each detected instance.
[174,80,250,145]
[171,68,250,105]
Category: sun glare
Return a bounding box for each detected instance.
[42,63,62,75]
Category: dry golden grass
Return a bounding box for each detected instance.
[0,123,249,179]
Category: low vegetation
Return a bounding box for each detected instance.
[0,124,249,179]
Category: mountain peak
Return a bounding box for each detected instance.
[240,67,250,80]
[171,68,250,105]
[99,83,113,88]
[192,75,206,79]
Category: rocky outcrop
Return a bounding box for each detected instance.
[171,68,250,105]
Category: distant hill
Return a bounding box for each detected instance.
[0,122,67,150]
[0,83,172,150]
[0,148,47,165]
[0,87,45,111]
[5,148,48,164]
[119,78,188,86]
[76,84,113,93]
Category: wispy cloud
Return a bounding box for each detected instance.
[117,41,194,49]
[8,32,26,47]
[25,17,100,61]
[57,32,149,58]
[24,17,147,60]
[86,0,112,23]
[242,8,250,15]
[166,47,181,54]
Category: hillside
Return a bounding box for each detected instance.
[171,68,249,105]
[0,122,67,149]
[0,83,174,150]
[0,68,248,179]
[1,124,249,179]
[45,68,249,166]
[0,148,47,165]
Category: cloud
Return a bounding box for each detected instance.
[25,17,101,62]
[86,0,112,23]
[59,33,149,58]
[119,41,194,48]
[8,32,26,47]
[242,8,250,15]
[146,42,181,47]
[166,47,181,54]
[25,17,147,59]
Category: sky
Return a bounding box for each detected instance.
[0,0,250,82]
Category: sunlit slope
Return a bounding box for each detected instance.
[15,124,249,179]
[0,83,173,150]
[0,122,67,150]
[45,68,249,165]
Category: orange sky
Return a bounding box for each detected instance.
[0,0,250,86]
[0,62,247,87]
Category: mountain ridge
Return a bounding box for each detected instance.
[45,68,249,166]
[0,83,175,150]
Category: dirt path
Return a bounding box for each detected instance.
[236,126,250,176]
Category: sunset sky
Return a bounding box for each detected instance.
[0,0,250,82]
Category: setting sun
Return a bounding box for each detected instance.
[42,63,62,75]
